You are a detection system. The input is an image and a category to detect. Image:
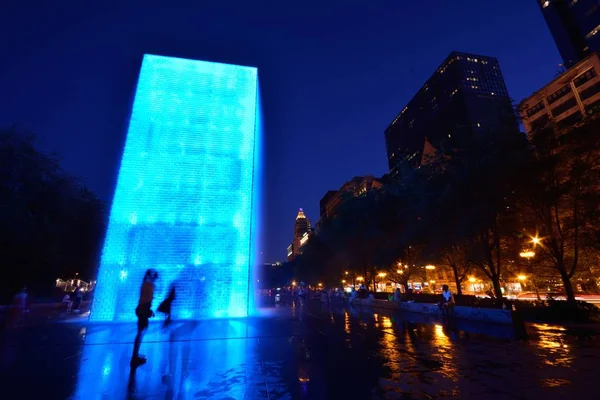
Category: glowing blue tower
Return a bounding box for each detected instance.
[90,55,260,321]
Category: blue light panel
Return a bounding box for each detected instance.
[90,54,259,321]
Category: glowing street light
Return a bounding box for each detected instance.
[425,265,436,270]
[378,273,387,278]
[468,276,476,283]
[345,271,349,275]
[292,281,296,286]
[520,251,535,259]
[341,279,346,284]
[317,282,323,287]
[356,276,364,281]
[519,250,541,300]
[532,236,541,245]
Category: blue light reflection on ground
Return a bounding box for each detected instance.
[90,55,259,321]
[72,318,285,399]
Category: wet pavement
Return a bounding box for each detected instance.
[0,302,598,399]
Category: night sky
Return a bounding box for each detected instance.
[1,0,561,263]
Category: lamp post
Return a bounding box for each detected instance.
[519,251,541,301]
[377,272,387,292]
[346,270,354,288]
[356,276,364,289]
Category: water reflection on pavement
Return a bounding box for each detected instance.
[313,303,599,399]
[0,302,598,399]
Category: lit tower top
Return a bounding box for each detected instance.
[296,208,306,220]
[293,208,311,243]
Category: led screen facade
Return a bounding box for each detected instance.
[90,54,259,321]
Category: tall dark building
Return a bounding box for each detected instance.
[384,51,517,174]
[319,191,338,219]
[538,0,600,67]
[287,209,312,261]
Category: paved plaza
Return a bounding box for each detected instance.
[0,302,598,399]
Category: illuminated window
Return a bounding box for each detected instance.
[90,55,260,321]
[586,24,600,39]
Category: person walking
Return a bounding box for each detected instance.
[131,269,158,367]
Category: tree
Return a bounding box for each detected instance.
[439,244,471,295]
[421,124,530,299]
[0,128,106,302]
[327,190,388,290]
[293,231,335,285]
[521,117,600,306]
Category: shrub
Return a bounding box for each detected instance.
[514,299,599,323]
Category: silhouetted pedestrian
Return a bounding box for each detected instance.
[9,287,28,328]
[131,269,158,367]
[72,287,83,312]
[158,286,176,327]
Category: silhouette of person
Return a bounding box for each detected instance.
[131,269,158,367]
[158,286,176,328]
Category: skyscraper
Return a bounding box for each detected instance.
[384,51,517,174]
[538,0,600,67]
[287,209,311,260]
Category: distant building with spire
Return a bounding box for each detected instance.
[287,208,312,261]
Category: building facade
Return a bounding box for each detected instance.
[520,52,600,134]
[316,175,383,228]
[538,0,600,67]
[384,51,517,175]
[287,209,312,261]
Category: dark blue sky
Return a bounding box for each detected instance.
[1,0,561,262]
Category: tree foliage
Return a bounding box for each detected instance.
[0,128,106,302]
[519,117,600,305]
[298,113,599,306]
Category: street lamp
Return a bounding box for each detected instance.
[532,236,541,246]
[376,273,387,292]
[425,265,436,270]
[519,251,541,300]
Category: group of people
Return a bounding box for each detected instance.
[129,273,457,368]
[61,287,84,314]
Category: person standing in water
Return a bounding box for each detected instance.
[131,269,158,367]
